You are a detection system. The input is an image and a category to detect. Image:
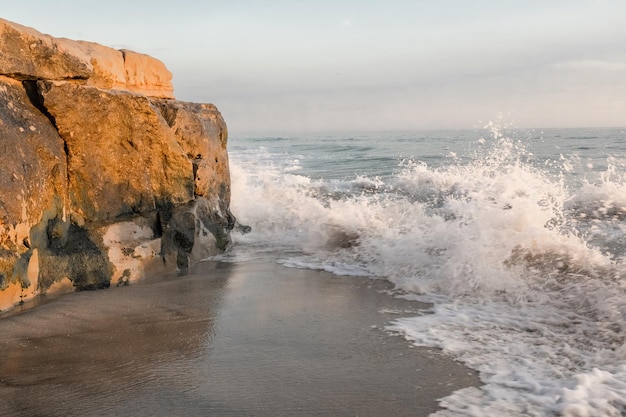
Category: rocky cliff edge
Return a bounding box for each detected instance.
[0,18,235,310]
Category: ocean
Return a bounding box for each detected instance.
[218,124,626,417]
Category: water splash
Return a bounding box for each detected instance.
[224,126,626,416]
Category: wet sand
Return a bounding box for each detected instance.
[0,261,479,417]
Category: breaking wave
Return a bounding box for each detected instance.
[220,126,626,416]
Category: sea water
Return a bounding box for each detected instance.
[216,124,626,416]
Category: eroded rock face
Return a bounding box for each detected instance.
[151,99,230,201]
[0,75,68,307]
[0,76,67,232]
[0,19,92,81]
[0,19,233,311]
[0,17,174,98]
[38,81,194,222]
[121,50,174,99]
[74,41,126,90]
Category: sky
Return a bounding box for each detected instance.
[2,0,626,134]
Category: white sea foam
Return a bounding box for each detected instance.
[223,128,626,416]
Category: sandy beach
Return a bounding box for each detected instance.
[0,261,479,417]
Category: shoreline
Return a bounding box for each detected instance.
[0,260,479,416]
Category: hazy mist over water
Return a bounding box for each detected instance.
[3,1,626,133]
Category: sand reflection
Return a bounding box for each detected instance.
[0,261,478,416]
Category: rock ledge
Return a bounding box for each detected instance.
[0,18,234,310]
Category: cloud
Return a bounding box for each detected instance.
[551,59,626,72]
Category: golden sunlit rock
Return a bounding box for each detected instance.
[0,18,233,311]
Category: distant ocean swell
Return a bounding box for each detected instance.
[218,127,626,416]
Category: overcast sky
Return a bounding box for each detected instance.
[3,1,625,134]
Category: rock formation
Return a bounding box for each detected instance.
[0,18,234,310]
